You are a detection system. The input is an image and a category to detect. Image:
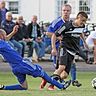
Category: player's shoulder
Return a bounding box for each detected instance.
[63,20,73,28]
[0,40,7,48]
[0,40,8,45]
[0,39,5,43]
[51,17,63,27]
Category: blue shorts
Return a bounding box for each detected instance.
[12,60,44,84]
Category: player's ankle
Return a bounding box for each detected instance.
[72,80,82,87]
[0,85,4,90]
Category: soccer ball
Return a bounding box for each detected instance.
[91,78,96,89]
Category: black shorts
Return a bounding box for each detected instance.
[59,48,74,74]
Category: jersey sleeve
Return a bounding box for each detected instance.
[55,24,66,36]
[0,40,7,49]
[47,24,55,33]
[55,21,73,36]
[47,22,58,33]
[47,17,64,33]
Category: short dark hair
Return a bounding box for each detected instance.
[77,11,88,19]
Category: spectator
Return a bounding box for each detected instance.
[0,0,8,26]
[14,16,28,57]
[43,23,52,54]
[1,12,23,56]
[27,15,45,61]
[86,29,96,64]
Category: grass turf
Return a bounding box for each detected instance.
[0,72,96,96]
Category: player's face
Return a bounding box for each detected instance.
[62,6,71,20]
[76,16,87,27]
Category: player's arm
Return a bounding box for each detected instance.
[80,32,89,50]
[6,25,18,41]
[80,32,85,43]
[51,33,57,55]
[46,32,53,38]
[46,31,62,40]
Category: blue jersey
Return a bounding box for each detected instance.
[48,17,65,33]
[0,40,40,70]
[48,17,65,49]
[0,40,66,89]
[0,40,44,83]
[0,40,23,68]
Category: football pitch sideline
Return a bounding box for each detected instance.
[0,72,96,96]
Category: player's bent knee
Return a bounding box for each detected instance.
[21,81,28,90]
[23,87,28,90]
[61,74,68,79]
[60,71,68,79]
[21,85,28,90]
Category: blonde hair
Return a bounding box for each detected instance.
[62,4,72,10]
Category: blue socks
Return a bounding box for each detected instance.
[70,63,76,82]
[4,84,27,90]
[42,71,63,89]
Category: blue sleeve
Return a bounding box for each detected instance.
[47,17,64,33]
[47,17,61,33]
[0,40,6,49]
[47,23,57,33]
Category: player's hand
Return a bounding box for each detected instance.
[51,48,57,56]
[57,36,63,41]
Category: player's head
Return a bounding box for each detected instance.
[61,4,72,21]
[74,11,88,27]
[0,29,6,40]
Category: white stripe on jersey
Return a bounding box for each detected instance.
[67,49,76,56]
[55,25,66,34]
[65,28,84,34]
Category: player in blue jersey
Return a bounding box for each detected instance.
[43,4,82,90]
[40,11,89,90]
[51,11,89,89]
[0,28,71,90]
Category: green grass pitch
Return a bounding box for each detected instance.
[0,72,96,96]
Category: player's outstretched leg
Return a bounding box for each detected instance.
[0,84,27,90]
[0,77,28,90]
[40,71,71,90]
[40,78,47,89]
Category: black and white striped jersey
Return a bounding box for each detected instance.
[55,21,85,55]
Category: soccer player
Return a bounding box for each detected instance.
[86,29,96,64]
[44,4,82,90]
[40,11,89,90]
[0,28,71,90]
